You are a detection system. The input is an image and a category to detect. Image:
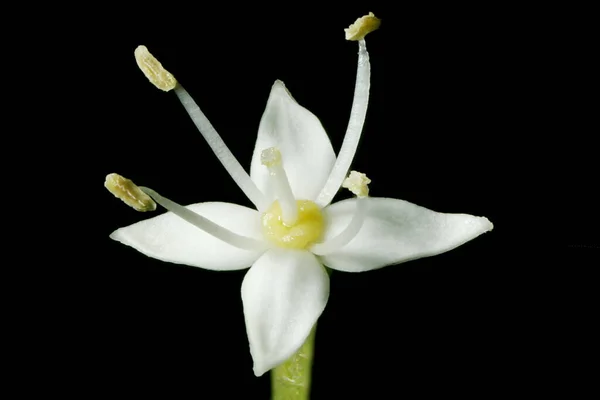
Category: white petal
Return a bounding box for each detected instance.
[319,197,493,272]
[241,248,329,376]
[110,202,265,271]
[250,80,336,202]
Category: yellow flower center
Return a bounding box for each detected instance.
[261,200,324,249]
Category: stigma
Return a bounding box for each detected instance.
[260,147,299,226]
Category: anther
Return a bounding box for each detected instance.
[134,46,177,92]
[311,171,371,255]
[105,173,157,212]
[344,12,381,41]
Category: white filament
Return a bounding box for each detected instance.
[174,85,269,211]
[310,197,368,255]
[316,39,371,207]
[141,187,268,251]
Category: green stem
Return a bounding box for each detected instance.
[271,325,317,400]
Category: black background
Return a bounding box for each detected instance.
[30,2,597,398]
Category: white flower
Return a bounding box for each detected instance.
[108,19,492,377]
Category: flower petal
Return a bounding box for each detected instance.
[110,202,265,271]
[241,248,329,376]
[250,80,336,202]
[319,197,493,272]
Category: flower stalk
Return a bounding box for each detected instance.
[271,325,317,400]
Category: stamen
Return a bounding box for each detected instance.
[133,46,268,211]
[315,14,379,207]
[173,85,269,211]
[260,147,298,226]
[310,199,367,255]
[140,187,268,252]
[311,171,371,255]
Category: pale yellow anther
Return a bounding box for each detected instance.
[134,45,177,91]
[260,147,282,167]
[342,171,371,197]
[344,12,381,41]
[262,200,324,249]
[105,173,157,212]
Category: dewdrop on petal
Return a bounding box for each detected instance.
[105,173,157,212]
[134,45,177,91]
[344,12,381,41]
[342,171,371,197]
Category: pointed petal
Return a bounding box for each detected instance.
[110,202,265,271]
[319,197,493,272]
[241,248,329,376]
[250,80,336,202]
